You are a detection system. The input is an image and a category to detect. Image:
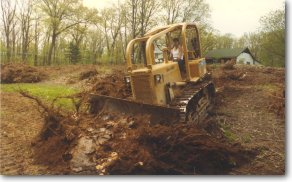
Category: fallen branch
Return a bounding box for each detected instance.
[19,90,51,113]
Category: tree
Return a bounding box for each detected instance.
[161,0,210,26]
[259,8,285,67]
[99,6,123,62]
[1,0,17,62]
[37,0,96,65]
[68,42,80,64]
[161,0,180,24]
[85,29,104,64]
[200,28,218,56]
[19,0,33,63]
[215,33,235,49]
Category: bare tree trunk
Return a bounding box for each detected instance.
[12,27,16,62]
[5,33,11,62]
[34,19,38,66]
[48,31,57,65]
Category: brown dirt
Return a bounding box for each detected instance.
[0,64,48,83]
[0,92,49,175]
[27,106,256,175]
[90,69,131,99]
[222,60,236,70]
[79,69,98,80]
[104,120,257,175]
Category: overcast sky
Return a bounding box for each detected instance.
[83,0,285,37]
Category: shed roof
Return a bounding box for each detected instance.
[205,47,253,60]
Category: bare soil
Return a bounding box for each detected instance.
[0,64,285,175]
[0,92,49,174]
[211,65,285,174]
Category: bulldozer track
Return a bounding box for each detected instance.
[170,80,215,123]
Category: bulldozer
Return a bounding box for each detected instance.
[89,23,215,125]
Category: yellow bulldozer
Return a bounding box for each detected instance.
[90,23,215,125]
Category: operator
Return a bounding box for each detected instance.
[170,38,185,72]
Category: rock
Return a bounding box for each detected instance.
[134,162,143,166]
[70,137,95,170]
[97,137,108,145]
[87,128,94,132]
[80,137,95,154]
[102,135,111,139]
[99,128,106,132]
[102,115,110,121]
[128,120,135,128]
[120,118,127,124]
[106,121,116,128]
[72,167,83,172]
[96,165,103,170]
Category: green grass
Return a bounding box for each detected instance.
[241,133,252,143]
[257,84,280,92]
[1,83,80,111]
[219,124,238,142]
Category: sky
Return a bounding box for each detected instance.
[83,0,285,37]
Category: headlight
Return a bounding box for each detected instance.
[154,74,162,83]
[124,76,131,84]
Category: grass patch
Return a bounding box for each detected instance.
[1,83,80,111]
[257,84,279,92]
[219,124,238,142]
[241,133,252,143]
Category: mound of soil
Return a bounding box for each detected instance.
[79,69,98,80]
[222,60,236,70]
[1,64,47,83]
[91,71,131,99]
[105,120,256,175]
[27,96,256,175]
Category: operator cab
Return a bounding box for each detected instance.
[146,24,207,82]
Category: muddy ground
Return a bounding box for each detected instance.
[0,64,285,175]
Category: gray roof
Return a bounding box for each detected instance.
[205,47,254,60]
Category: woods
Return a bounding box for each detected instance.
[0,0,285,67]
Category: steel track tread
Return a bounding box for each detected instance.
[170,80,214,123]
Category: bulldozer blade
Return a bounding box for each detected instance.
[89,94,181,124]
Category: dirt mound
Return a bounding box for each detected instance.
[79,69,98,80]
[211,65,285,88]
[223,70,246,80]
[34,112,256,175]
[91,71,131,99]
[105,120,256,175]
[222,60,236,70]
[0,64,47,83]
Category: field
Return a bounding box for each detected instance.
[0,63,285,175]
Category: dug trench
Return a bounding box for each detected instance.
[23,69,260,175]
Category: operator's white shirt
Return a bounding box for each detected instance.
[171,47,183,60]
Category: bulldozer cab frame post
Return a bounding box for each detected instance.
[126,23,204,82]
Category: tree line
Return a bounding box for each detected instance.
[0,0,285,67]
